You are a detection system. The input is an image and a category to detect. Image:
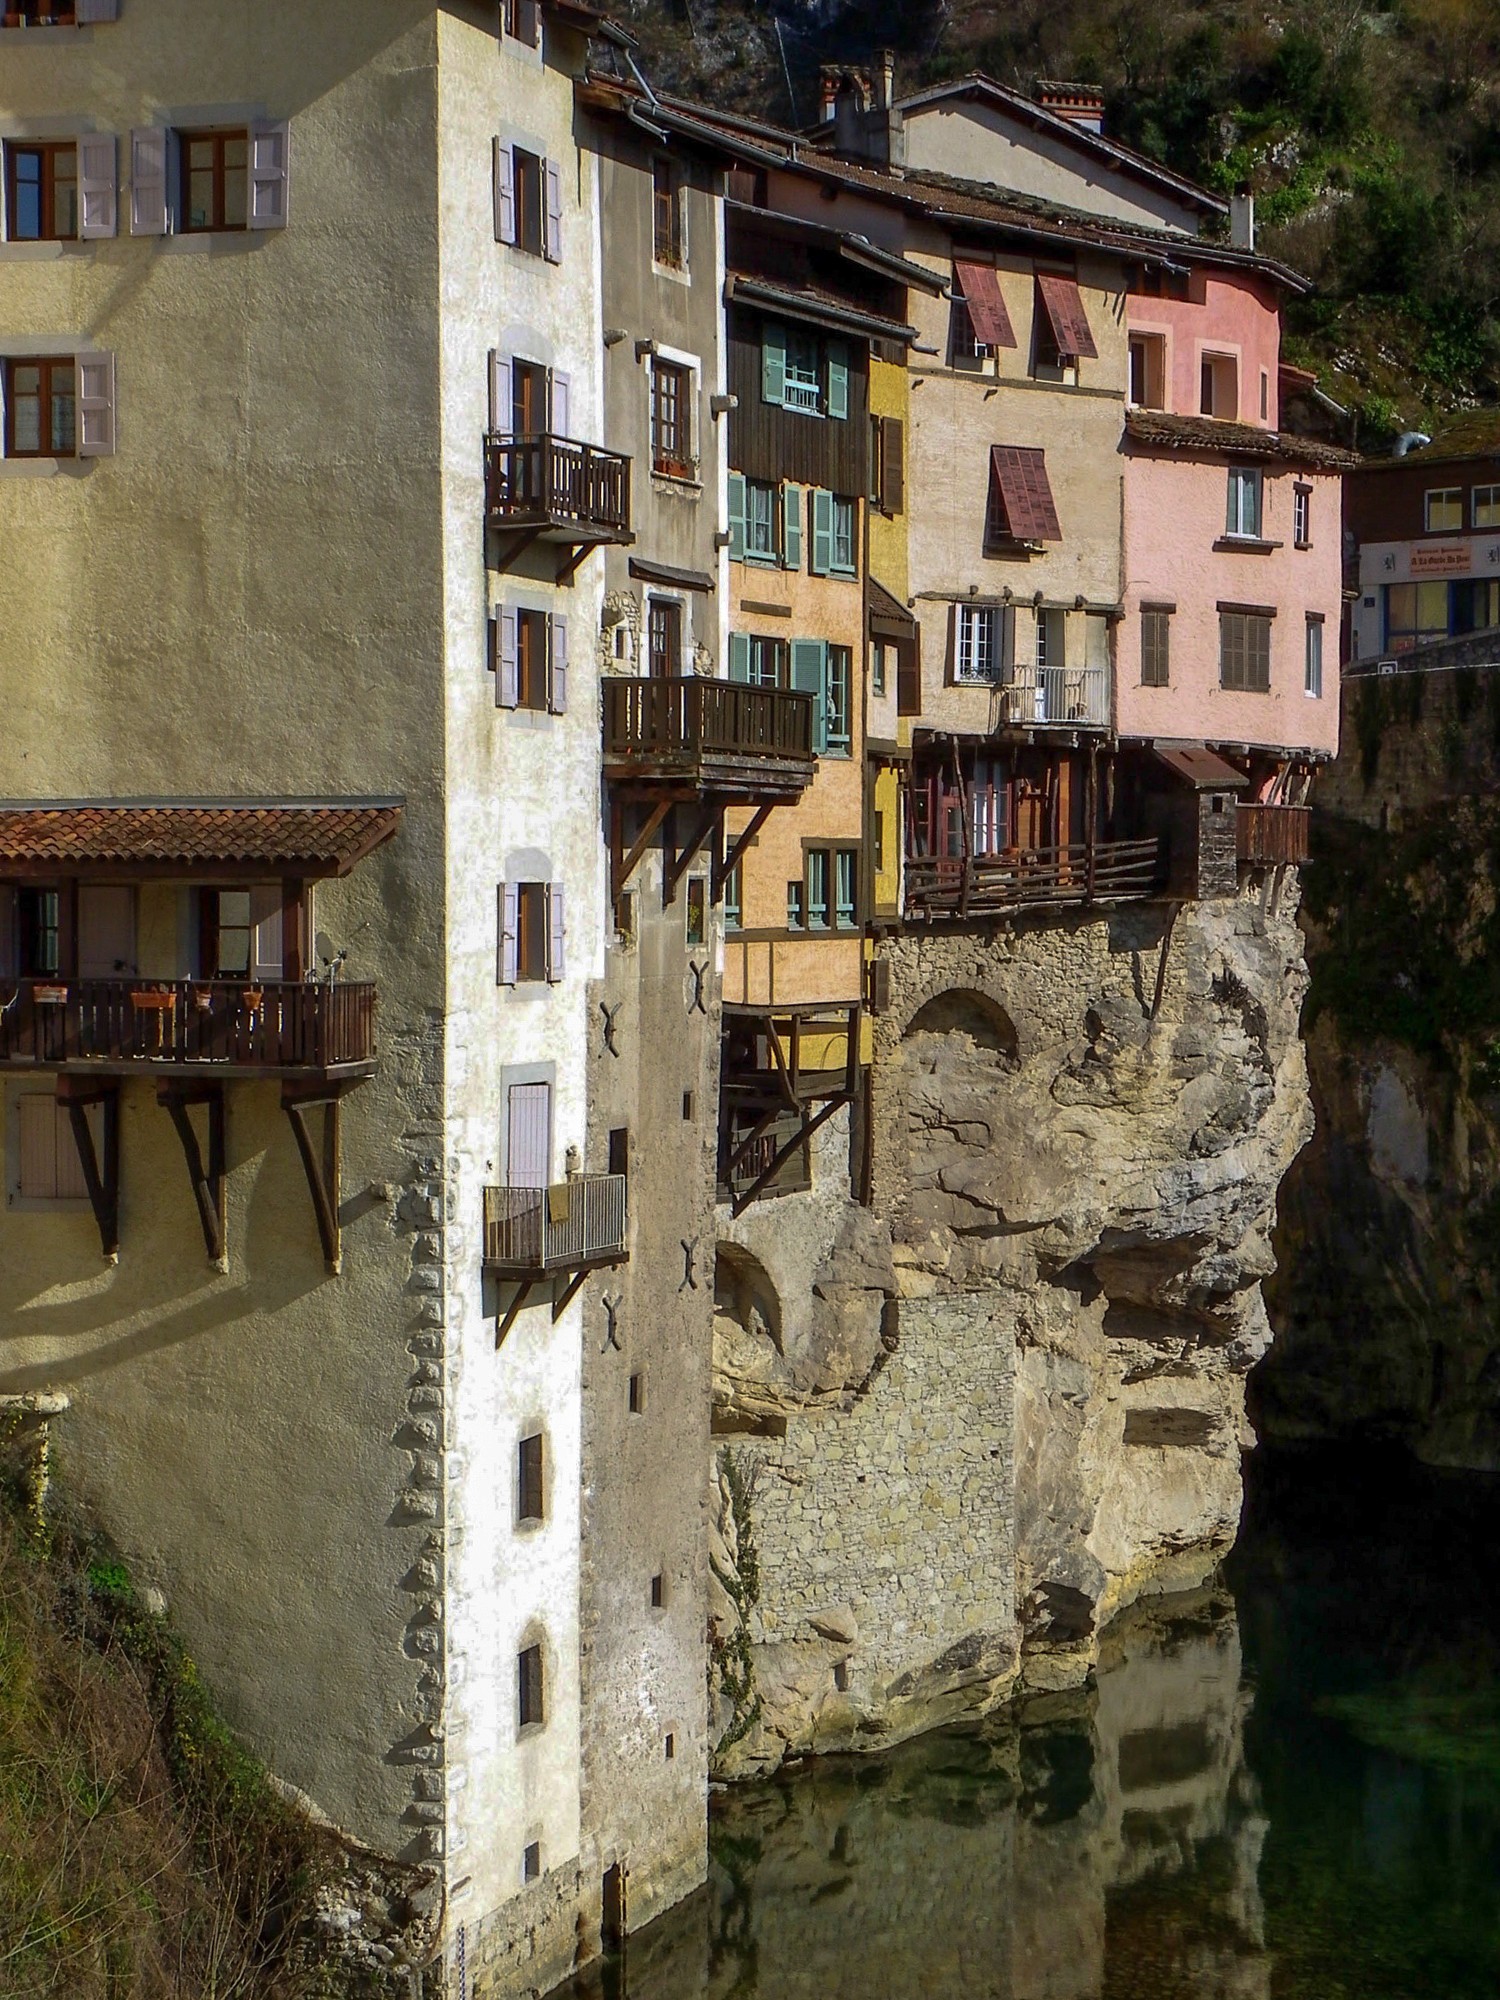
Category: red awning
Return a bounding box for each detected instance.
[953,260,1016,348]
[989,446,1062,542]
[1035,271,1099,360]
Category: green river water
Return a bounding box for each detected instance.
[568,1448,1500,1999]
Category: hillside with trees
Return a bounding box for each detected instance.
[617,0,1500,442]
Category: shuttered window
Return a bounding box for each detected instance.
[15,1094,91,1204]
[6,141,77,241]
[3,358,75,458]
[499,883,564,984]
[1219,611,1272,692]
[1141,608,1171,687]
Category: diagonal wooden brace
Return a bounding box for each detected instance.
[158,1084,226,1268]
[611,798,673,902]
[283,1088,343,1275]
[662,803,720,907]
[713,802,773,901]
[732,1093,848,1218]
[56,1077,119,1263]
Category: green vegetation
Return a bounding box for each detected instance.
[709,1449,764,1758]
[0,1419,415,1999]
[629,0,1500,423]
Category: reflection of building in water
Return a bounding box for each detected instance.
[563,1591,1270,2000]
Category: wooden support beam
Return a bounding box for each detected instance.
[57,1078,119,1262]
[723,1101,781,1180]
[490,525,544,575]
[732,1093,848,1218]
[552,1269,588,1322]
[158,1085,226,1269]
[611,798,673,902]
[496,1278,539,1347]
[662,803,719,906]
[283,1090,343,1274]
[713,802,773,901]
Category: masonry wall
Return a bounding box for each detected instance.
[0,0,447,1855]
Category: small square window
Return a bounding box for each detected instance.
[1425,488,1463,533]
[1475,486,1500,529]
[518,1433,544,1522]
[523,1840,542,1882]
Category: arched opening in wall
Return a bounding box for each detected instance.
[712,1243,788,1437]
[900,989,1020,1209]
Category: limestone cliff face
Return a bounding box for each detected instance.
[709,889,1312,1776]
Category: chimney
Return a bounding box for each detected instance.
[1035,80,1105,134]
[1229,193,1256,251]
[875,47,895,111]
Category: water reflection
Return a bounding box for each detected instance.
[564,1452,1500,2000]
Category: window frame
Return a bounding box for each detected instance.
[646,596,684,680]
[6,139,78,243]
[650,357,694,478]
[515,607,549,711]
[651,154,685,269]
[743,477,778,562]
[949,295,990,371]
[178,126,249,234]
[1225,465,1263,541]
[7,1087,95,1212]
[829,494,857,578]
[1474,485,1500,529]
[1424,487,1463,533]
[782,328,822,413]
[825,644,852,754]
[512,144,546,257]
[1293,484,1312,549]
[1140,606,1171,688]
[1304,614,1324,699]
[1127,330,1166,410]
[955,604,1003,684]
[3,355,76,459]
[1200,350,1238,420]
[517,1642,546,1732]
[746,634,787,688]
[1218,608,1272,693]
[514,881,549,983]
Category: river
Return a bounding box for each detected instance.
[565,1448,1500,1999]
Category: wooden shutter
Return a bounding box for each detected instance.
[782,483,802,570]
[0,887,18,978]
[77,885,135,978]
[545,884,565,981]
[549,369,570,439]
[76,352,116,457]
[825,340,849,420]
[499,884,519,984]
[515,0,540,44]
[727,471,747,560]
[896,635,921,717]
[507,1081,551,1187]
[130,127,170,236]
[883,417,905,514]
[761,324,787,406]
[493,140,515,244]
[791,639,828,753]
[78,133,117,239]
[548,615,568,713]
[728,632,752,681]
[18,1095,77,1202]
[248,120,290,230]
[489,350,512,433]
[496,609,519,707]
[810,488,834,575]
[249,884,284,980]
[544,160,562,263]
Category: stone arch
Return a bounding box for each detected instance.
[712,1242,789,1435]
[893,988,1023,1234]
[903,987,1020,1065]
[714,1241,782,1352]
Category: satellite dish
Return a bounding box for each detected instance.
[315,932,336,963]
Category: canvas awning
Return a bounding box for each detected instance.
[989,445,1062,542]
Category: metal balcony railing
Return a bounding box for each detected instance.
[994,662,1111,729]
[483,1175,628,1274]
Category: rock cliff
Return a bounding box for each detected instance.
[709,887,1312,1776]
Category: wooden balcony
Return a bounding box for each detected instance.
[905,837,1165,918]
[992,664,1110,731]
[485,431,631,581]
[603,677,816,803]
[483,1176,628,1276]
[1237,804,1312,867]
[0,978,378,1078]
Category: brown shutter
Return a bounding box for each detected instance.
[884,416,905,515]
[953,261,1017,348]
[1035,272,1098,361]
[989,445,1062,542]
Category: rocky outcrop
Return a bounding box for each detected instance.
[711,887,1312,1775]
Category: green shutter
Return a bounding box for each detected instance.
[791,638,828,753]
[826,340,849,420]
[762,324,787,406]
[810,488,834,576]
[782,483,802,570]
[728,632,751,682]
[728,471,747,562]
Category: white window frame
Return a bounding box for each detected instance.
[782,328,822,414]
[648,341,699,482]
[1425,487,1462,533]
[1225,465,1263,540]
[955,604,1008,684]
[1293,484,1311,549]
[1474,485,1500,529]
[1305,615,1324,698]
[744,477,778,561]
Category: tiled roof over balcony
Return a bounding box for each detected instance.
[0,801,403,875]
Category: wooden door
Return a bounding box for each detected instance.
[78,885,136,979]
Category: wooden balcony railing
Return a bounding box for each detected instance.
[483,1175,628,1274]
[1237,804,1312,867]
[905,837,1165,917]
[485,431,631,537]
[0,978,377,1073]
[604,677,814,766]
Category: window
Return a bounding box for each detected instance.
[1225,466,1263,540]
[1260,370,1269,422]
[13,1094,90,1206]
[1133,265,1191,301]
[871,640,888,697]
[1383,581,1450,650]
[809,490,857,578]
[6,141,77,241]
[1425,488,1462,533]
[1455,578,1500,632]
[502,0,540,45]
[500,882,564,984]
[835,848,857,929]
[494,142,560,260]
[728,633,788,688]
[1219,610,1272,692]
[518,1434,544,1522]
[651,359,693,477]
[1035,607,1063,669]
[523,1841,542,1883]
[652,156,684,268]
[515,608,548,709]
[686,877,706,946]
[746,478,777,560]
[518,1644,545,1729]
[180,128,248,232]
[1200,352,1238,419]
[870,413,905,513]
[14,889,60,976]
[805,850,830,928]
[1127,332,1165,410]
[786,879,804,928]
[516,145,546,255]
[650,1573,666,1609]
[723,863,742,931]
[1305,616,1324,699]
[831,495,856,576]
[4,358,75,458]
[950,296,988,368]
[800,849,858,930]
[628,1372,644,1414]
[1475,486,1500,529]
[493,607,566,713]
[825,646,852,754]
[647,598,682,679]
[1141,607,1171,687]
[762,324,849,419]
[955,604,1007,684]
[1293,485,1312,549]
[783,328,821,412]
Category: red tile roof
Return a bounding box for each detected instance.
[990,445,1062,541]
[0,803,402,875]
[954,260,1016,349]
[1035,271,1099,360]
[1124,408,1360,470]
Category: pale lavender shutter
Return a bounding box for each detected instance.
[545,160,562,263]
[248,120,290,230]
[549,370,570,439]
[489,350,512,433]
[76,352,115,457]
[493,139,515,244]
[546,884,565,982]
[19,1096,58,1201]
[130,127,170,236]
[499,884,519,985]
[498,609,519,707]
[548,615,568,713]
[507,1082,551,1189]
[78,133,117,239]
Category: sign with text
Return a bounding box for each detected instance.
[1410,542,1476,576]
